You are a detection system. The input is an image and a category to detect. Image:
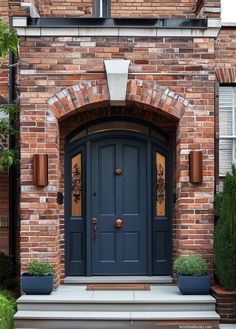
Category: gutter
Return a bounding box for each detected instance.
[8,17,17,270]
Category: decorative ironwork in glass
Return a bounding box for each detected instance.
[72,153,82,216]
[156,153,166,216]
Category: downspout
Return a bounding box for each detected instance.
[8,16,17,269]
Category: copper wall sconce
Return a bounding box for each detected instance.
[189,151,203,184]
[33,154,48,186]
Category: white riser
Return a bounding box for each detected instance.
[18,301,215,312]
[64,276,173,284]
[14,311,220,329]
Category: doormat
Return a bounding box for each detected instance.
[86,283,150,291]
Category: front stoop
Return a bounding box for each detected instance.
[14,285,220,329]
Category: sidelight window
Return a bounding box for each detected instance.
[156,152,166,216]
[71,153,83,217]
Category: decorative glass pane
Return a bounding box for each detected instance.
[71,153,82,217]
[156,153,166,216]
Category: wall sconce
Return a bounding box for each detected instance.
[33,154,48,186]
[189,151,203,184]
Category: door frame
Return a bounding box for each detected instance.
[64,118,173,276]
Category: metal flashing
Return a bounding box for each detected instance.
[26,17,207,28]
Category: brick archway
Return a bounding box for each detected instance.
[20,79,191,283]
[47,79,189,121]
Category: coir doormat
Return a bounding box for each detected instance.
[86,283,150,291]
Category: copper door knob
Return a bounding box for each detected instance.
[115,218,123,228]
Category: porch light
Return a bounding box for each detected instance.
[33,154,48,186]
[189,151,203,184]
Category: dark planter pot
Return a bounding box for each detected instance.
[21,273,54,295]
[177,275,211,295]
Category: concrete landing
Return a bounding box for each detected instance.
[15,284,221,329]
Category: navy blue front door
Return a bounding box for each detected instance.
[91,138,148,275]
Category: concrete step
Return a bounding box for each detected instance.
[17,300,216,312]
[64,276,173,284]
[17,285,216,312]
[15,285,220,328]
[14,310,221,329]
[18,296,216,312]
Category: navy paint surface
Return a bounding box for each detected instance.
[65,125,172,276]
[91,138,148,275]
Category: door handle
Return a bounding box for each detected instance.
[115,218,123,229]
[92,218,97,242]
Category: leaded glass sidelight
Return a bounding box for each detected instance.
[71,153,82,217]
[156,152,166,216]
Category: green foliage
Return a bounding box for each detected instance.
[27,260,54,276]
[0,291,16,329]
[174,255,208,276]
[214,164,236,290]
[0,104,19,172]
[0,104,18,116]
[0,19,18,61]
[0,20,19,171]
[0,252,18,292]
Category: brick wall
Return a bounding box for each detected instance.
[10,0,198,18]
[18,35,215,282]
[41,0,92,17]
[0,0,9,22]
[8,0,222,18]
[43,0,198,18]
[111,0,196,18]
[215,28,236,83]
[212,286,236,323]
[195,0,221,18]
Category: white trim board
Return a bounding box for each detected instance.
[13,19,221,38]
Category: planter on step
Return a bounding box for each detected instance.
[21,260,54,295]
[174,255,211,295]
[177,275,211,295]
[21,273,54,295]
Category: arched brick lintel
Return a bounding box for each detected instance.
[47,79,189,121]
[216,68,236,84]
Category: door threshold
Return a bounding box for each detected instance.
[64,276,173,284]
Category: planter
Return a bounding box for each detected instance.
[177,275,211,295]
[21,273,54,295]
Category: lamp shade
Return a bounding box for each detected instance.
[189,151,203,183]
[33,154,48,186]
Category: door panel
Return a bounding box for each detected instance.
[123,232,140,261]
[99,145,116,215]
[121,145,140,214]
[99,232,116,262]
[91,138,147,275]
